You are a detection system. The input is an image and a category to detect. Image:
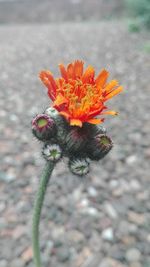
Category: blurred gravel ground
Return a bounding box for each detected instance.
[0,22,150,267]
[0,0,123,24]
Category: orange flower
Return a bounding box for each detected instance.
[39,60,123,127]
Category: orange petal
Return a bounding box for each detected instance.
[39,71,56,90]
[39,70,57,100]
[87,118,104,124]
[82,65,95,83]
[74,60,84,78]
[70,119,82,127]
[88,105,106,118]
[101,110,118,116]
[104,80,118,93]
[67,63,74,79]
[96,69,109,88]
[53,93,68,106]
[59,64,68,80]
[59,111,70,119]
[104,86,123,101]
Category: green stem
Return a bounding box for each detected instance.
[32,161,55,267]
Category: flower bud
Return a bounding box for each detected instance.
[69,158,90,176]
[45,107,59,119]
[32,114,56,141]
[94,124,106,135]
[45,107,69,144]
[88,134,113,160]
[86,123,106,138]
[42,144,62,162]
[65,127,88,156]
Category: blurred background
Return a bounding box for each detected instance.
[0,1,150,267]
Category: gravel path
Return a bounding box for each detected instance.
[0,22,150,267]
[0,0,123,24]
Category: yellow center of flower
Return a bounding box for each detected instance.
[57,79,101,118]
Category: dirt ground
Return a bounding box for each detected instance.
[0,1,150,267]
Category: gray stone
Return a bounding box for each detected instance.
[126,155,138,165]
[0,171,16,182]
[104,202,118,219]
[98,258,126,267]
[129,179,141,191]
[126,248,141,262]
[129,263,142,267]
[86,207,99,217]
[0,202,5,212]
[144,260,150,267]
[128,211,145,225]
[57,247,70,262]
[0,260,7,267]
[129,223,138,234]
[81,207,99,217]
[87,186,98,197]
[78,198,89,208]
[11,259,24,267]
[109,179,119,188]
[102,228,114,241]
[72,186,82,201]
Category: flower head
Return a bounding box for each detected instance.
[39,60,122,127]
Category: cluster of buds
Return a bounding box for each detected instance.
[32,107,113,176]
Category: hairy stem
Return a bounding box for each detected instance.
[32,161,55,267]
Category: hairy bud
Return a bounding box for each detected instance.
[88,134,113,160]
[69,158,90,176]
[94,124,106,135]
[45,107,59,119]
[65,127,88,156]
[32,114,56,141]
[45,107,69,144]
[42,144,62,162]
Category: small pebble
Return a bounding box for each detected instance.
[57,247,70,263]
[87,186,98,197]
[79,198,89,208]
[81,207,99,217]
[126,155,137,165]
[0,171,16,182]
[109,179,119,188]
[129,263,142,267]
[129,180,141,191]
[0,260,7,267]
[126,248,141,262]
[104,202,118,219]
[102,228,114,241]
